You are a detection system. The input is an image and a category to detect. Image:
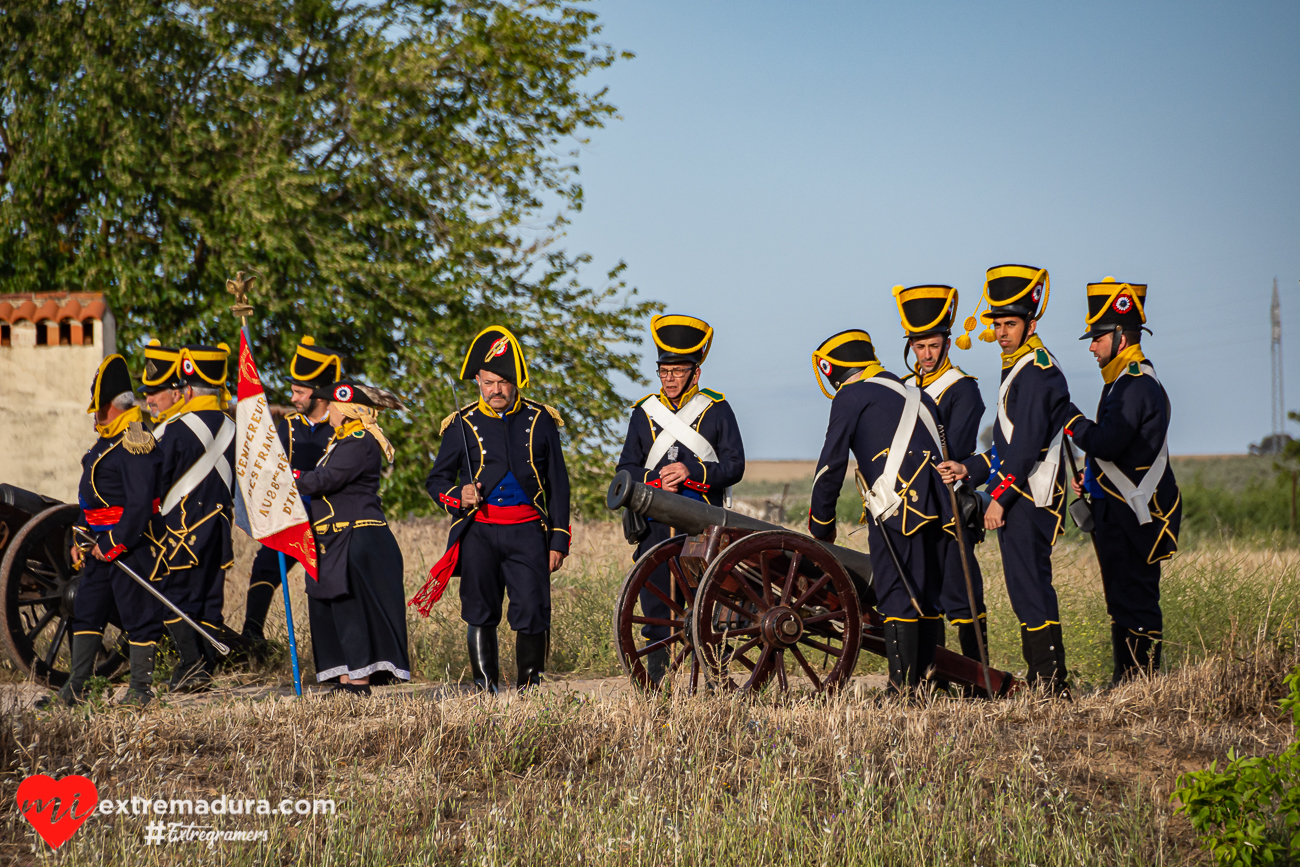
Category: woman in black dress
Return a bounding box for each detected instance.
[296,379,410,695]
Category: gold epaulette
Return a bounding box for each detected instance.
[122,422,156,455]
[439,402,478,436]
[532,401,564,427]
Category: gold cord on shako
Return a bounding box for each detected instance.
[955,265,1051,350]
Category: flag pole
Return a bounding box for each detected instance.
[279,551,303,696]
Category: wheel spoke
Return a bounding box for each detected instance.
[643,579,686,615]
[712,593,758,622]
[23,604,60,642]
[19,594,64,606]
[749,645,772,680]
[759,552,774,605]
[671,645,691,669]
[668,557,694,604]
[690,656,700,693]
[791,571,833,610]
[799,635,843,657]
[22,567,59,590]
[732,570,767,612]
[789,644,822,690]
[721,635,762,663]
[715,624,760,638]
[732,648,758,672]
[635,632,684,658]
[631,615,683,628]
[43,539,70,581]
[43,617,70,669]
[781,552,802,605]
[774,650,789,690]
[801,609,846,626]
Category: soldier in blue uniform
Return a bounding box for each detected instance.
[297,379,410,695]
[239,337,340,644]
[1065,278,1181,684]
[41,356,166,707]
[614,314,746,684]
[808,329,951,694]
[423,327,571,693]
[940,264,1072,694]
[144,343,237,690]
[894,284,989,666]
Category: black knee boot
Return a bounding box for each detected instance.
[121,644,157,706]
[958,618,989,663]
[918,618,945,692]
[466,625,500,695]
[166,622,210,692]
[516,630,549,691]
[884,621,921,695]
[1023,625,1068,696]
[645,647,669,685]
[37,634,100,708]
[242,583,277,642]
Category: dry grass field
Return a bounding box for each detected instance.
[2,517,1298,865]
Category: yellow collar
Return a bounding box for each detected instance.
[659,385,699,410]
[917,356,953,388]
[157,393,226,423]
[841,361,886,388]
[1002,334,1046,369]
[477,390,522,419]
[1101,343,1147,384]
[96,405,144,439]
[332,418,366,441]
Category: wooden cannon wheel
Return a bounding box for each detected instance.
[612,534,703,693]
[0,504,128,687]
[691,530,862,694]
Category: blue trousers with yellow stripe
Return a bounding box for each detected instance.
[69,555,165,645]
[995,500,1061,631]
[866,519,945,622]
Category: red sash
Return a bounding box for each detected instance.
[83,498,161,529]
[409,504,541,615]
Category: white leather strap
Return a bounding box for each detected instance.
[162,413,235,514]
[998,349,1063,508]
[860,378,942,521]
[641,393,718,469]
[1094,363,1169,524]
[922,366,966,401]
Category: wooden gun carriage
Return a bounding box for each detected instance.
[0,484,127,685]
[607,471,1016,696]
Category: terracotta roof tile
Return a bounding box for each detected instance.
[0,292,107,326]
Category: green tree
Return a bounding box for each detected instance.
[0,0,655,515]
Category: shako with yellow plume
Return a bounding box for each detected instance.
[811,329,882,399]
[956,264,1051,349]
[1080,277,1149,341]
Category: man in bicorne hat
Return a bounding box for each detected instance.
[239,337,340,645]
[615,314,745,684]
[939,264,1072,695]
[894,284,989,669]
[809,329,951,694]
[1065,278,1180,685]
[40,356,166,707]
[148,343,237,690]
[424,326,571,693]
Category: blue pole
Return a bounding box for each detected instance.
[279,551,303,696]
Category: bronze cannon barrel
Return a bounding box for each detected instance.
[606,470,874,586]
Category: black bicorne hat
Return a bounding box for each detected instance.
[893,284,959,339]
[178,344,230,388]
[312,379,406,410]
[1081,277,1148,340]
[89,355,135,414]
[956,264,1051,348]
[290,336,343,388]
[811,329,878,399]
[460,326,529,387]
[652,314,713,365]
[140,340,183,394]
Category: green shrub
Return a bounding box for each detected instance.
[1173,668,1300,866]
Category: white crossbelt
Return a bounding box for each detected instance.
[161,413,236,514]
[1093,362,1169,524]
[860,378,943,522]
[641,393,719,468]
[921,366,966,401]
[998,350,1064,508]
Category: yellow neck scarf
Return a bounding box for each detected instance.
[333,403,395,463]
[841,361,886,388]
[476,390,522,419]
[96,405,143,439]
[1101,342,1147,384]
[1002,334,1046,369]
[917,356,953,388]
[156,393,226,424]
[659,384,699,410]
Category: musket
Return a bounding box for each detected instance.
[73,527,230,655]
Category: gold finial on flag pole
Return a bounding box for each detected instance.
[227,271,256,327]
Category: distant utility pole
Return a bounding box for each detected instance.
[1272,277,1284,442]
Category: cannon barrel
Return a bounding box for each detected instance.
[606,471,873,585]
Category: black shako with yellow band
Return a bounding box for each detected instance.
[50,355,167,707]
[241,336,340,643]
[807,329,952,694]
[956,264,1072,694]
[153,343,237,690]
[139,340,184,395]
[296,378,410,690]
[613,314,746,678]
[424,325,571,693]
[894,284,989,664]
[1065,277,1180,685]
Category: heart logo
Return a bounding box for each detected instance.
[16,774,98,849]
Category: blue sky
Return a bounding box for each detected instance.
[560,1,1300,459]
